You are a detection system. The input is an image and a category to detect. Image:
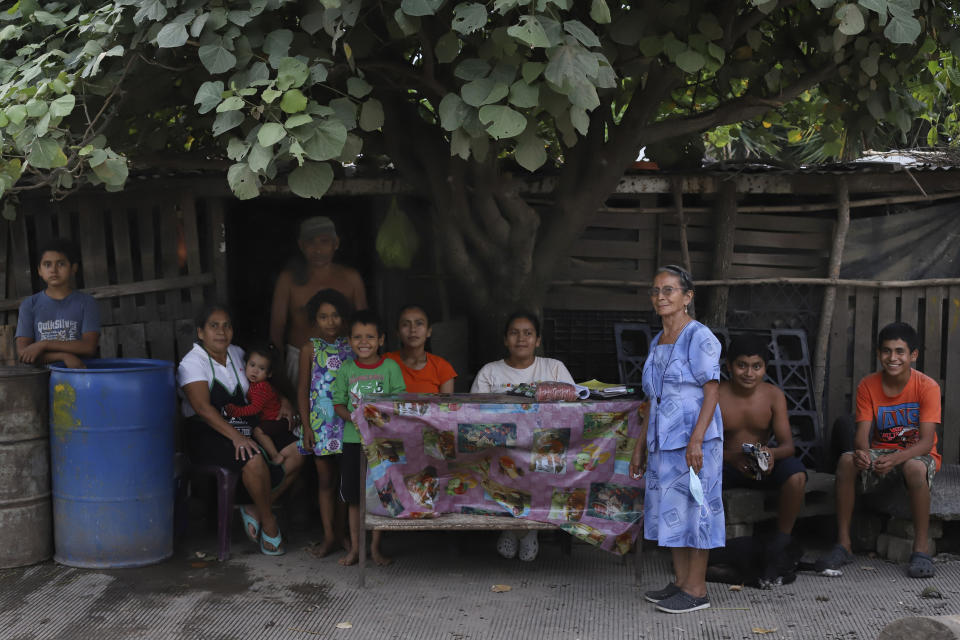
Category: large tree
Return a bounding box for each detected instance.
[1,0,956,325]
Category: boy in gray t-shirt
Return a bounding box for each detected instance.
[15,238,100,369]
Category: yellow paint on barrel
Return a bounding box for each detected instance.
[51,382,80,440]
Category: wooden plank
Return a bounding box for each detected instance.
[0,324,15,366]
[570,239,658,260]
[735,212,832,233]
[118,323,147,358]
[179,194,204,313]
[110,206,137,323]
[10,213,33,299]
[77,199,112,325]
[727,265,823,278]
[207,198,229,305]
[158,202,183,319]
[852,288,875,390]
[679,226,830,251]
[924,286,945,382]
[943,286,960,464]
[175,318,196,361]
[586,212,660,230]
[146,320,175,362]
[56,207,73,239]
[0,220,9,324]
[876,288,897,331]
[31,205,54,250]
[544,288,646,311]
[900,287,920,331]
[0,274,216,312]
[827,287,851,426]
[730,252,825,268]
[99,325,118,358]
[137,206,160,322]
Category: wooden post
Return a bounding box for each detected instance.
[813,177,851,431]
[704,179,738,327]
[672,177,692,273]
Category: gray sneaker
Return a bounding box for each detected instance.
[655,591,710,614]
[643,583,680,604]
[814,544,853,572]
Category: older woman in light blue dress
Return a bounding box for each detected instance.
[630,265,723,614]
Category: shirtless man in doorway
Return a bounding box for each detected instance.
[719,334,807,553]
[270,216,367,386]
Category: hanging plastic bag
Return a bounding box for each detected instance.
[376,197,420,269]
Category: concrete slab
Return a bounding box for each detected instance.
[3,521,960,639]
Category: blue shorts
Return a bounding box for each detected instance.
[722,455,806,490]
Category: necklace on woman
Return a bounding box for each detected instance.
[655,319,692,404]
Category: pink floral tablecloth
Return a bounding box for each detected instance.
[354,393,647,555]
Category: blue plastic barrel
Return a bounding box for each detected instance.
[49,359,175,568]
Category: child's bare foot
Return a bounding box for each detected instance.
[307,538,338,558]
[371,549,393,566]
[338,550,359,566]
[341,536,352,555]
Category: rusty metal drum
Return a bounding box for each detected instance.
[0,367,53,568]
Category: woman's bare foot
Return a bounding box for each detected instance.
[307,538,338,558]
[338,549,359,566]
[371,549,393,566]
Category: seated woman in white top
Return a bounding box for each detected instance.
[471,311,575,561]
[471,311,574,394]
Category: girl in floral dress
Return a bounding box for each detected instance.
[297,288,354,556]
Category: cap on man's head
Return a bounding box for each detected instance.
[299,216,337,242]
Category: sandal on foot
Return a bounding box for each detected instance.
[239,506,260,544]
[518,530,539,562]
[496,531,518,559]
[644,583,680,604]
[260,528,285,556]
[813,544,853,572]
[655,591,710,614]
[908,551,935,578]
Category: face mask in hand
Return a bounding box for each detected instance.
[688,466,704,506]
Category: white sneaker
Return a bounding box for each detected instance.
[518,530,539,562]
[496,530,518,559]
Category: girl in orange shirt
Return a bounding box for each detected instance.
[385,305,456,393]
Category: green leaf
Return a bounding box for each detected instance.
[247,142,273,172]
[590,0,611,24]
[49,95,75,119]
[860,54,879,76]
[435,31,461,63]
[277,57,309,90]
[811,0,837,7]
[676,49,706,73]
[329,97,358,129]
[514,126,547,171]
[837,4,865,35]
[280,89,308,113]
[195,81,225,114]
[522,62,545,84]
[439,93,470,131]
[25,100,46,118]
[508,80,539,108]
[478,104,527,139]
[563,20,601,48]
[884,15,921,43]
[697,14,724,40]
[212,110,245,136]
[359,98,385,131]
[286,114,313,128]
[858,0,887,13]
[452,2,487,34]
[455,58,491,80]
[228,9,253,26]
[5,105,26,126]
[157,23,189,48]
[227,162,260,199]
[461,78,509,107]
[393,8,421,35]
[347,76,373,98]
[28,138,68,169]
[262,88,282,104]
[264,29,294,60]
[338,133,363,163]
[258,122,286,146]
[199,45,237,74]
[507,16,551,48]
[301,120,348,161]
[288,162,334,199]
[401,0,445,17]
[217,96,245,112]
[569,106,589,135]
[227,137,251,161]
[450,129,471,159]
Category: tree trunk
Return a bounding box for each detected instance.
[704,179,738,326]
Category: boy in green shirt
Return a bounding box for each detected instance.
[333,309,405,566]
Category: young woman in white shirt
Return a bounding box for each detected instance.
[471,311,575,561]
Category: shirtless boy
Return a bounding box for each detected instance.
[720,334,806,550]
[269,216,367,384]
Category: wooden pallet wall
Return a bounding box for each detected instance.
[0,189,227,365]
[827,285,960,465]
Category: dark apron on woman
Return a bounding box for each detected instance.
[185,352,284,491]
